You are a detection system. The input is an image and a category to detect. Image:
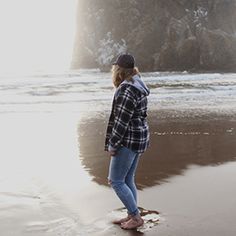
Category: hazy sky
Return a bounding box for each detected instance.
[0,0,77,74]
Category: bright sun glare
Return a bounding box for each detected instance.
[0,0,77,74]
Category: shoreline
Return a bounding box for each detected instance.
[0,111,236,235]
[75,66,236,74]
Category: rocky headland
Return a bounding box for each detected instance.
[71,0,236,72]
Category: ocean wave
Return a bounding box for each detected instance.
[0,71,236,114]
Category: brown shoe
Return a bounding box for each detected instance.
[120,215,144,230]
[112,215,131,225]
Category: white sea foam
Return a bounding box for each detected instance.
[0,70,236,115]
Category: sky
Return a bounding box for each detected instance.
[0,0,77,74]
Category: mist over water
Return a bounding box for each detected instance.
[0,0,77,75]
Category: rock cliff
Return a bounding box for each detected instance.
[71,0,236,72]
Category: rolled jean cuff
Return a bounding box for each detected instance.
[129,208,139,216]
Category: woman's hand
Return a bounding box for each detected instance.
[108,150,116,156]
[108,145,117,156]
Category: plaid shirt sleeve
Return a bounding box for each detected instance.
[108,86,137,150]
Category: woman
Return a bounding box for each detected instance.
[104,53,150,230]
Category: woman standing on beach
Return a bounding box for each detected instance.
[104,53,150,230]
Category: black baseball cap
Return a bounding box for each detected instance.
[112,53,135,69]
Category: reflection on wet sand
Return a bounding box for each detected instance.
[77,111,236,189]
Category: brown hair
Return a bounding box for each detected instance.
[111,65,140,88]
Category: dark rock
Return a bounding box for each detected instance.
[197,27,236,70]
[71,0,236,72]
[157,43,179,70]
[155,16,194,70]
[178,37,200,70]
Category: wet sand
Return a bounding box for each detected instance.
[0,111,236,235]
[78,110,236,235]
[79,111,236,188]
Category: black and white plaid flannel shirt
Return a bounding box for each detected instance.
[104,83,150,154]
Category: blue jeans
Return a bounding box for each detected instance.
[108,146,141,216]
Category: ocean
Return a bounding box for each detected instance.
[0,70,236,115]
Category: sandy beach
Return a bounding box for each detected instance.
[0,110,236,236]
[1,0,236,233]
[0,71,236,235]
